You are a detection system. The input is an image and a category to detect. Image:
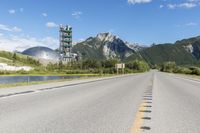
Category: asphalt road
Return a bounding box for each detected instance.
[0,71,200,133]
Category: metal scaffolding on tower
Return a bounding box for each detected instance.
[59,25,72,62]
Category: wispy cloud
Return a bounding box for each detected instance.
[187,0,200,2]
[167,0,199,9]
[0,24,22,32]
[8,9,15,14]
[42,13,48,17]
[12,27,22,32]
[72,11,82,19]
[8,8,24,14]
[167,4,175,9]
[175,22,198,28]
[186,22,198,26]
[46,22,58,28]
[128,0,152,4]
[179,2,197,8]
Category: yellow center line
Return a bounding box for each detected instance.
[130,102,147,133]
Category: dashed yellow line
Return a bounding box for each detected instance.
[130,102,147,133]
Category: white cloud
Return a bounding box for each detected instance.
[179,3,197,8]
[0,24,22,32]
[128,0,152,4]
[41,37,58,46]
[8,8,24,14]
[73,38,85,45]
[186,22,198,26]
[167,4,176,9]
[46,22,58,28]
[8,9,15,14]
[0,34,58,52]
[167,1,198,9]
[12,26,22,32]
[72,11,82,19]
[187,0,200,2]
[42,13,48,17]
[175,22,198,27]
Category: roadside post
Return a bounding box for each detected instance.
[115,63,125,74]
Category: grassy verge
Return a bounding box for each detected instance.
[0,74,117,89]
[0,73,100,77]
[173,73,200,79]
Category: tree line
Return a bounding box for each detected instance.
[0,51,150,75]
[43,59,150,74]
[159,61,200,76]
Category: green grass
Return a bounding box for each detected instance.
[0,57,12,64]
[175,73,200,79]
[0,50,41,67]
[0,74,117,88]
[0,73,102,77]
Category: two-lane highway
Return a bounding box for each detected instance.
[0,73,152,133]
[149,72,200,133]
[0,71,200,133]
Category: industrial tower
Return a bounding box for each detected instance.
[59,25,72,62]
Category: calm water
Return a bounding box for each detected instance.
[0,76,81,84]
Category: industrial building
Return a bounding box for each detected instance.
[59,25,73,62]
[22,24,78,64]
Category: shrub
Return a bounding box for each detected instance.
[160,62,176,73]
[173,66,192,74]
[16,70,29,74]
[126,60,150,72]
[191,67,200,75]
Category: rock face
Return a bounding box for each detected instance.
[176,36,200,59]
[96,33,117,42]
[72,33,142,61]
[125,41,147,52]
[184,44,194,53]
[98,33,135,59]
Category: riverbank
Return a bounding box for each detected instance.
[0,74,116,88]
[0,73,100,77]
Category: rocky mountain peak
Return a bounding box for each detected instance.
[125,41,148,52]
[96,32,118,42]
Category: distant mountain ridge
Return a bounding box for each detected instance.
[72,33,200,66]
[141,36,200,65]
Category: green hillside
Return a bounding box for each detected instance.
[72,38,106,60]
[0,51,41,67]
[140,36,200,66]
[140,43,199,66]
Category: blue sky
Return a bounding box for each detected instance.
[0,0,200,51]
